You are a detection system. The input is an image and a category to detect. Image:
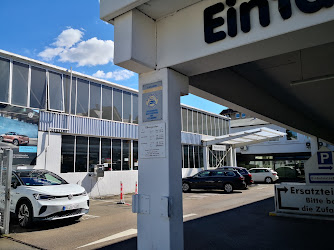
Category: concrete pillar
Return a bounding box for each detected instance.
[310,136,318,156]
[232,148,237,166]
[203,146,209,170]
[137,68,188,250]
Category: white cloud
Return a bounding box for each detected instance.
[52,28,83,48]
[38,28,114,66]
[59,38,114,66]
[38,47,64,61]
[92,69,135,81]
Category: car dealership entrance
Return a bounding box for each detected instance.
[100,0,334,249]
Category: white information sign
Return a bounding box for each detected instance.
[212,145,226,151]
[275,183,334,216]
[304,147,334,185]
[139,123,166,158]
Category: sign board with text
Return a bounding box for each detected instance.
[275,183,334,217]
[304,147,334,185]
[139,122,166,159]
[142,81,163,123]
[212,145,226,151]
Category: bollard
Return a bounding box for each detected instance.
[117,181,125,204]
[135,181,138,194]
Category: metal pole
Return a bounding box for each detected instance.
[3,149,13,234]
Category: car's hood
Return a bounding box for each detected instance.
[23,184,85,195]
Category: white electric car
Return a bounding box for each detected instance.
[10,169,89,227]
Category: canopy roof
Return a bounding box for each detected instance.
[202,127,286,148]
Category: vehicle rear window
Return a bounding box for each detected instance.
[239,169,248,174]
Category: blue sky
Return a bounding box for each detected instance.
[0,0,226,114]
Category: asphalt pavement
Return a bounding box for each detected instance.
[98,197,334,250]
[2,192,334,250]
[0,236,39,250]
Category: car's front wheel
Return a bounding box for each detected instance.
[182,182,191,192]
[13,139,19,146]
[17,201,33,228]
[265,177,273,184]
[224,183,233,193]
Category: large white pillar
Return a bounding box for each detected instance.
[136,68,188,250]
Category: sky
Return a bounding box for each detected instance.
[0,0,226,114]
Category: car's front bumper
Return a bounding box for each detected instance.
[34,208,89,221]
[32,196,89,220]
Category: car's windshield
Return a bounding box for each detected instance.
[16,170,68,186]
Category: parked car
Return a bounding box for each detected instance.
[182,170,246,193]
[248,168,279,183]
[217,166,253,186]
[0,132,29,146]
[10,169,89,227]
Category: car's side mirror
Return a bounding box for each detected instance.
[11,181,20,189]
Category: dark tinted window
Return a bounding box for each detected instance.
[133,94,138,124]
[76,79,89,116]
[198,171,210,177]
[0,57,10,103]
[239,169,249,174]
[61,135,75,173]
[89,82,101,118]
[48,71,64,111]
[113,89,122,121]
[30,66,46,109]
[12,61,29,106]
[76,136,88,172]
[102,85,112,120]
[112,139,121,171]
[123,91,131,123]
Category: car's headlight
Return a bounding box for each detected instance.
[81,191,88,196]
[33,194,56,200]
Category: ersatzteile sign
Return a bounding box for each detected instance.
[139,122,166,158]
[142,81,163,122]
[275,183,334,216]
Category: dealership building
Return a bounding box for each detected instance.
[0,49,238,197]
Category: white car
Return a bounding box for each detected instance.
[248,168,279,184]
[10,169,89,227]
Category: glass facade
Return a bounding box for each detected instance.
[61,135,139,173]
[0,57,9,103]
[123,91,132,123]
[182,145,204,168]
[12,61,29,107]
[75,136,88,172]
[89,82,101,118]
[181,107,229,136]
[76,79,89,116]
[113,89,122,121]
[112,139,121,171]
[1,55,223,130]
[48,71,64,111]
[30,66,46,109]
[61,135,75,173]
[102,85,113,120]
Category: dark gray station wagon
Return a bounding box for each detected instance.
[182,170,246,193]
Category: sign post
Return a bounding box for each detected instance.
[0,149,13,234]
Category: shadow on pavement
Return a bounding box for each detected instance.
[97,197,334,250]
